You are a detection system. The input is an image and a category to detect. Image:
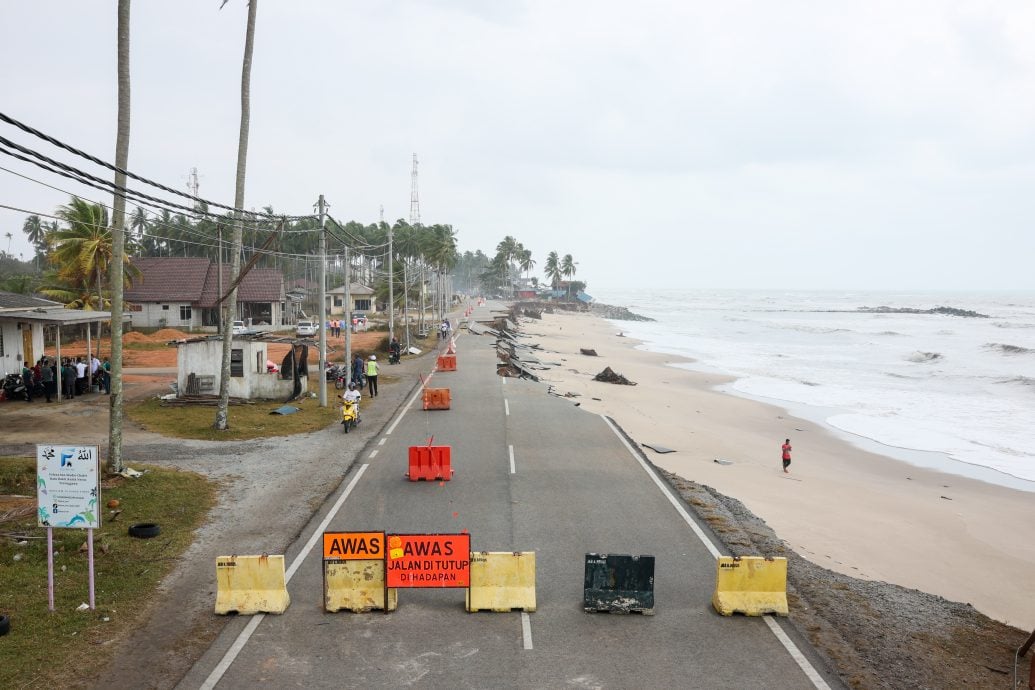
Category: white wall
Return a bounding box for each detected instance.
[130,302,200,329]
[176,338,304,400]
[0,320,44,377]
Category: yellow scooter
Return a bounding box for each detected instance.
[339,392,360,433]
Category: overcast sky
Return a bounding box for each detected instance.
[2,1,1034,291]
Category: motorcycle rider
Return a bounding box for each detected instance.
[389,337,401,364]
[343,382,362,423]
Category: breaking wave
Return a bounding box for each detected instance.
[985,343,1034,356]
[907,351,943,363]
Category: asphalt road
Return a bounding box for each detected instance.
[178,303,842,689]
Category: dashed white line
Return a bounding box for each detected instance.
[601,414,830,690]
[504,399,510,416]
[521,612,533,650]
[200,464,371,690]
[369,449,378,458]
[501,377,506,385]
[378,438,387,446]
[508,445,516,474]
[386,378,430,436]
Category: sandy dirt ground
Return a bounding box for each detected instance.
[522,310,1035,631]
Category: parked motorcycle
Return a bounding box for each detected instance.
[2,373,26,401]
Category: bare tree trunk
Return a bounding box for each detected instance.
[215,0,257,430]
[108,0,131,473]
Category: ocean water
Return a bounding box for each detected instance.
[592,288,1035,489]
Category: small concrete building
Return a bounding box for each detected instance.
[174,336,306,400]
[0,292,111,391]
[326,283,377,317]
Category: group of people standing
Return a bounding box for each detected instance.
[326,318,365,338]
[16,355,109,403]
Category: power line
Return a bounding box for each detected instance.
[0,110,310,220]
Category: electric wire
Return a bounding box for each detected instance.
[0,109,312,220]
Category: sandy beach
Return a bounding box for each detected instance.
[522,309,1035,630]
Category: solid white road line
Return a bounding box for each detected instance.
[602,416,720,559]
[764,616,832,690]
[199,464,371,690]
[508,444,516,474]
[521,612,533,650]
[601,415,830,690]
[504,399,510,416]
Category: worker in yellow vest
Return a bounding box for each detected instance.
[365,354,379,397]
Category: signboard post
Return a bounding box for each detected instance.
[386,533,470,588]
[36,445,100,611]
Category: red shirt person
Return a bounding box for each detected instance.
[782,439,792,473]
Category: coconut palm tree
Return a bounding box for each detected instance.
[544,251,561,289]
[216,0,259,430]
[561,253,576,299]
[22,215,43,268]
[3,231,12,254]
[108,0,132,473]
[518,248,535,281]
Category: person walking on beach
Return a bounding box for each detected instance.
[782,439,792,473]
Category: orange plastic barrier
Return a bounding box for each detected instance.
[408,445,453,481]
[437,354,456,371]
[422,387,451,410]
[446,340,456,354]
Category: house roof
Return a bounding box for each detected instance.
[197,266,284,307]
[124,258,284,307]
[327,283,374,296]
[0,291,61,310]
[125,257,211,302]
[0,308,116,325]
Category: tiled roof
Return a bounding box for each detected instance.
[124,258,284,306]
[0,291,61,310]
[197,266,284,307]
[327,283,374,296]
[125,257,210,302]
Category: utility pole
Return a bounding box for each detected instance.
[409,154,421,338]
[317,194,327,407]
[386,205,394,346]
[343,246,352,385]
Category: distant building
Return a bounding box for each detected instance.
[326,283,377,317]
[125,257,287,330]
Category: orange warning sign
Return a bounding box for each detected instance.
[386,533,471,588]
[323,532,384,561]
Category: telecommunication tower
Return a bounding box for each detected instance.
[409,153,420,227]
[187,167,202,216]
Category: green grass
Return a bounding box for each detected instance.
[0,456,215,688]
[126,378,341,441]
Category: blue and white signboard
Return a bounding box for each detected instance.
[36,445,100,529]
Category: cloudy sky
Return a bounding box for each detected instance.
[2,1,1034,291]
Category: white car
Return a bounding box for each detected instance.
[232,320,249,335]
[296,321,318,337]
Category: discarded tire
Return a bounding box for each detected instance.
[128,523,160,539]
[0,614,10,636]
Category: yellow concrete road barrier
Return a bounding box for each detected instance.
[325,559,398,613]
[466,551,536,612]
[712,555,788,616]
[214,554,290,615]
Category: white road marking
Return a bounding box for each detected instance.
[504,399,510,416]
[387,378,430,436]
[509,445,516,474]
[378,438,387,446]
[369,449,378,458]
[200,464,371,690]
[601,415,830,690]
[521,612,533,650]
[764,616,832,689]
[502,377,506,385]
